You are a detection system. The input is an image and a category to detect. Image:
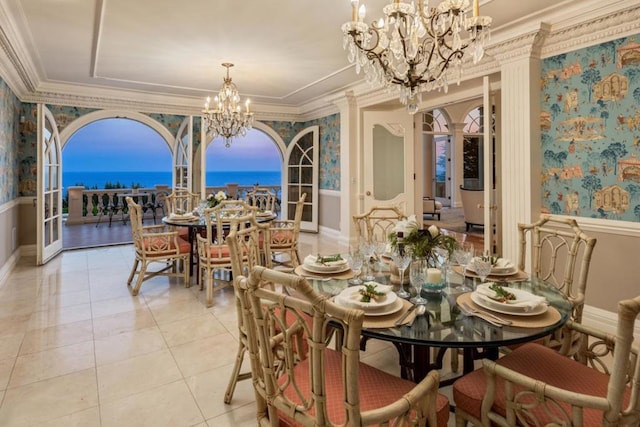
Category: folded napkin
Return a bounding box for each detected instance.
[169,212,195,220]
[335,283,394,310]
[476,283,546,311]
[493,258,514,270]
[303,254,348,267]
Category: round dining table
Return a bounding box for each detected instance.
[162,211,276,276]
[299,259,573,385]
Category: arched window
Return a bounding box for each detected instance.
[422,109,452,204]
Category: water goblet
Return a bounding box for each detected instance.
[409,259,427,305]
[434,246,450,284]
[374,237,388,272]
[453,242,474,292]
[392,251,412,298]
[359,240,376,281]
[473,257,492,285]
[346,250,364,286]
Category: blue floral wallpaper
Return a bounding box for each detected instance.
[262,113,341,191]
[540,34,640,222]
[0,77,20,204]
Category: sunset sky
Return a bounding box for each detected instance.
[63,118,281,172]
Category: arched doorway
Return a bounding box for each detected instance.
[60,114,174,249]
[201,126,284,210]
[204,128,282,189]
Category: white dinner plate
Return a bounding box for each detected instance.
[334,284,398,314]
[467,264,518,276]
[470,292,548,317]
[468,257,516,275]
[303,254,349,273]
[168,213,197,221]
[335,296,404,317]
[301,263,351,274]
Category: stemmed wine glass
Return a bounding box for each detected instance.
[373,237,388,272]
[434,246,450,285]
[473,256,492,285]
[346,250,364,286]
[453,242,474,292]
[359,239,376,281]
[392,250,412,298]
[409,259,427,305]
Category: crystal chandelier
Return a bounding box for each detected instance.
[342,0,491,114]
[203,63,254,147]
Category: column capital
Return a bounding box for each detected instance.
[330,90,358,112]
[488,23,550,65]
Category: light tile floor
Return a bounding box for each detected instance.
[0,233,457,426]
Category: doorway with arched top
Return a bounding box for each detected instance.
[61,117,172,249]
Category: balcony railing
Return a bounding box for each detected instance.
[65,184,281,225]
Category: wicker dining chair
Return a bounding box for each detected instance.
[125,197,190,296]
[165,189,200,215]
[517,214,597,354]
[269,193,306,269]
[353,205,406,244]
[195,201,256,307]
[453,295,640,427]
[246,187,277,213]
[236,266,451,426]
[223,213,273,404]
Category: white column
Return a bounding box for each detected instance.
[491,25,548,265]
[449,122,465,208]
[333,91,360,246]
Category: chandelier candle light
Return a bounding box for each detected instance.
[203,63,254,148]
[342,0,491,114]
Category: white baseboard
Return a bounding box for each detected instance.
[0,248,21,287]
[582,304,640,341]
[20,244,36,257]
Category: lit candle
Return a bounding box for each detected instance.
[245,99,250,113]
[473,0,479,17]
[426,268,442,284]
[358,4,366,21]
[350,0,359,21]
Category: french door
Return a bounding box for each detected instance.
[363,111,415,215]
[433,135,451,206]
[284,126,318,232]
[36,105,63,264]
[173,117,193,190]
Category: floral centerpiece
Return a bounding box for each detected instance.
[207,190,227,208]
[387,215,458,267]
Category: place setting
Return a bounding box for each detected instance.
[167,211,198,222]
[294,253,355,280]
[456,282,562,328]
[453,254,528,282]
[331,282,417,328]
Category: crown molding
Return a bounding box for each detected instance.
[542,3,640,57]
[487,23,551,64]
[0,3,36,94]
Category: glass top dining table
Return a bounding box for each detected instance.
[301,258,573,384]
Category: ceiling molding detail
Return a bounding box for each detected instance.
[0,8,36,93]
[542,3,640,57]
[487,23,551,64]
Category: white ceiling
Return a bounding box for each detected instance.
[1,0,582,111]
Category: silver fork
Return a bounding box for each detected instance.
[459,302,512,326]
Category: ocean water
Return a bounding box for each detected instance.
[63,170,281,196]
